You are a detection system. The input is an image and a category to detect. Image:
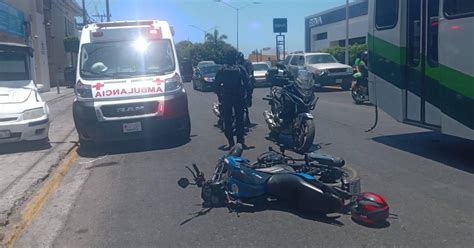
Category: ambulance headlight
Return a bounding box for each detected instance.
[165,73,183,92]
[75,80,93,98]
[23,107,46,120]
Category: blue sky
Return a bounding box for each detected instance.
[83,0,350,56]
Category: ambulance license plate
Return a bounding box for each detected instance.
[122,122,142,133]
[0,130,11,139]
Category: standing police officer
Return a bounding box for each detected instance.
[215,50,249,149]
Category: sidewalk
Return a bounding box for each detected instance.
[0,88,77,230]
[40,87,75,103]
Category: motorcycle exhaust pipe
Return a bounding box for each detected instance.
[212,102,220,117]
[263,110,278,129]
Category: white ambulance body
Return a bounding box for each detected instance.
[73,20,190,147]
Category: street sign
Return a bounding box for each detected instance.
[273,18,287,33]
[0,1,25,37]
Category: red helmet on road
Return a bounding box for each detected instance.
[352,192,389,225]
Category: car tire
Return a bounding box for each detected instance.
[341,80,352,91]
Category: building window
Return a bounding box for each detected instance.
[375,0,399,30]
[444,0,474,19]
[314,32,327,41]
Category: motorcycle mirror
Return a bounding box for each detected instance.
[178,178,190,188]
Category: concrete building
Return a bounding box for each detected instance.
[44,0,82,87]
[0,0,51,91]
[305,0,368,52]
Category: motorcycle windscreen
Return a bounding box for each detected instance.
[295,70,315,90]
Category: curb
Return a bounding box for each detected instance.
[1,146,78,248]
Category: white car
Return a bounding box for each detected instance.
[252,62,271,87]
[285,52,353,90]
[0,42,50,144]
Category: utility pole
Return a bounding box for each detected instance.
[82,0,87,25]
[345,0,349,65]
[106,0,111,21]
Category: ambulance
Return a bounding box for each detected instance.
[73,20,190,148]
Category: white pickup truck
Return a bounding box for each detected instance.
[0,42,49,144]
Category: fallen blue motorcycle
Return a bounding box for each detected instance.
[178,144,389,225]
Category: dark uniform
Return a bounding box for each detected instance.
[215,63,249,147]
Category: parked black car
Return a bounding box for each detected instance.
[192,64,222,92]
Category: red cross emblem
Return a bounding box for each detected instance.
[94,83,104,90]
[152,78,163,85]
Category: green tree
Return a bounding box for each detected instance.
[205,29,228,46]
[175,30,236,66]
[175,40,194,62]
[320,43,368,65]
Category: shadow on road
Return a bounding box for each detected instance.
[180,201,346,227]
[78,135,192,158]
[314,87,345,93]
[372,131,474,173]
[0,139,51,155]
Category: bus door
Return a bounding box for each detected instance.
[406,0,441,126]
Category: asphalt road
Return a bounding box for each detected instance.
[23,84,474,247]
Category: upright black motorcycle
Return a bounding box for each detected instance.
[351,74,369,104]
[263,64,326,154]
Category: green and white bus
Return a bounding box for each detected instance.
[368,0,473,140]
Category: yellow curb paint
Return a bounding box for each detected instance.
[3,147,78,248]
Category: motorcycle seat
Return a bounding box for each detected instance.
[307,152,345,167]
[255,164,295,174]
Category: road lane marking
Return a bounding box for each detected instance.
[2,147,78,248]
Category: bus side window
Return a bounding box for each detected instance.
[375,0,399,30]
[444,0,474,19]
[427,0,440,67]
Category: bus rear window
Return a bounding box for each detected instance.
[375,0,399,30]
[444,0,474,18]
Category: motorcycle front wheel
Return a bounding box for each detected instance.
[292,119,315,154]
[351,86,364,104]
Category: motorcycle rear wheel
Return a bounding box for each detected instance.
[293,119,315,154]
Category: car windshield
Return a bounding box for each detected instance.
[306,54,337,64]
[79,39,175,79]
[199,65,221,74]
[252,64,269,71]
[0,50,30,83]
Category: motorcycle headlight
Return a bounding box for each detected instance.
[165,73,183,91]
[203,76,215,82]
[75,80,93,98]
[23,107,46,120]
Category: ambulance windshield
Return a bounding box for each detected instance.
[80,39,175,79]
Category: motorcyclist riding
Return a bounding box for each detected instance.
[354,51,368,88]
[215,50,250,149]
